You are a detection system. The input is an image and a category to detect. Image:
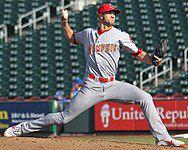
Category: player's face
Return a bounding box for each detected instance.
[102,11,116,26]
[57,95,63,100]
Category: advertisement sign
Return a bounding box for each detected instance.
[154,100,177,130]
[176,100,188,130]
[95,100,188,131]
[98,102,135,131]
[0,101,52,130]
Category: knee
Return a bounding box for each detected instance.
[145,92,153,100]
[62,119,69,124]
[45,113,64,125]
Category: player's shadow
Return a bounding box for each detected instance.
[22,132,53,138]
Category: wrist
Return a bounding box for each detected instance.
[61,17,68,25]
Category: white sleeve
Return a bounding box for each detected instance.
[120,32,139,54]
[75,31,85,45]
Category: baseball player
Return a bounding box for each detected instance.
[4,3,185,147]
[70,77,83,98]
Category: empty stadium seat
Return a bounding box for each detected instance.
[0,1,187,99]
[0,1,5,24]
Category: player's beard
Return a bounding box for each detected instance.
[103,20,115,27]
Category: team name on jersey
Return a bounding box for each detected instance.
[87,44,118,54]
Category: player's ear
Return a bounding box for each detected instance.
[98,14,103,20]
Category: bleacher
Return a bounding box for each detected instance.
[1,0,60,25]
[149,72,188,96]
[0,0,187,100]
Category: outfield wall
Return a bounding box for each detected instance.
[0,101,55,132]
[95,99,188,131]
[0,99,187,133]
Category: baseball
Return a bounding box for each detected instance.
[61,9,68,20]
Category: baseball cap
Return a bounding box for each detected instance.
[54,90,64,98]
[74,78,83,84]
[98,3,122,15]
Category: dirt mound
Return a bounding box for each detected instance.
[0,136,185,150]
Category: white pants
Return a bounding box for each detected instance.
[17,77,171,142]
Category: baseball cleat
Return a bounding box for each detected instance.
[156,138,185,147]
[4,124,23,137]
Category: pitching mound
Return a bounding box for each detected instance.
[0,136,186,150]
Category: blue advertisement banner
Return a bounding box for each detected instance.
[0,101,52,130]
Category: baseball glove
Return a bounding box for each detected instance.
[151,39,168,66]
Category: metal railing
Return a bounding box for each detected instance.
[56,3,76,13]
[12,0,97,37]
[74,0,96,10]
[57,0,96,12]
[184,48,188,71]
[15,3,50,36]
[0,24,8,43]
[140,57,173,89]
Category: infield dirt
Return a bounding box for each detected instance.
[0,135,187,150]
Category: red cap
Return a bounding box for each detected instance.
[98,3,122,15]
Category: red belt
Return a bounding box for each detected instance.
[88,74,115,83]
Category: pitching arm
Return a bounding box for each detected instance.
[60,10,76,45]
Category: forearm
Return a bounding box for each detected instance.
[60,18,75,44]
[141,53,152,65]
[136,51,152,65]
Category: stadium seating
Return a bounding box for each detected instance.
[8,36,25,98]
[0,0,187,99]
[0,42,9,97]
[0,1,5,24]
[148,71,188,96]
[0,0,60,25]
[18,0,32,14]
[3,0,18,25]
[179,72,188,95]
